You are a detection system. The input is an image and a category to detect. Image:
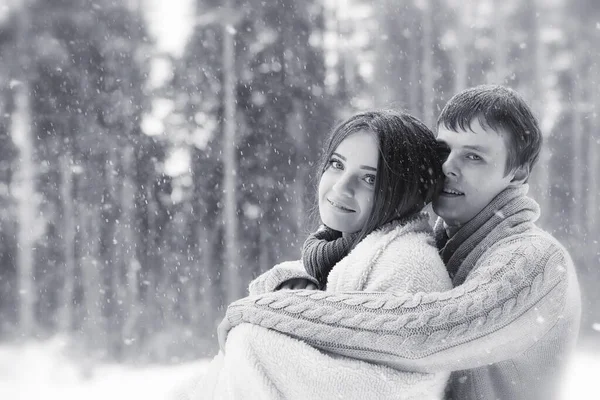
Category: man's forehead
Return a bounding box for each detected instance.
[437,129,508,158]
[436,124,508,150]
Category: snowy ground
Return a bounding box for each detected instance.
[0,338,598,399]
[0,338,210,400]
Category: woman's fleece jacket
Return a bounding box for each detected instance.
[185,213,452,400]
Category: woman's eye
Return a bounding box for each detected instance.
[364,175,376,185]
[330,159,343,170]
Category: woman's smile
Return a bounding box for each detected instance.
[327,198,355,213]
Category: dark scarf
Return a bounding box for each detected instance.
[301,227,359,289]
[433,184,540,285]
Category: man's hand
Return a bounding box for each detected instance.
[217,316,232,352]
[217,278,317,352]
[277,278,318,291]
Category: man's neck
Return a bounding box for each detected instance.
[443,222,462,238]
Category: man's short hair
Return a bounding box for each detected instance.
[437,85,542,176]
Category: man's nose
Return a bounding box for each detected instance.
[442,154,459,177]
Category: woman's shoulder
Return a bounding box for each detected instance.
[376,212,434,236]
[372,232,451,293]
[353,216,451,293]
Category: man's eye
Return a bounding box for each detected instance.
[466,154,482,161]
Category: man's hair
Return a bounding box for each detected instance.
[437,85,542,177]
[317,109,444,248]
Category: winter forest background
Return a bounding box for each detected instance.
[0,0,599,371]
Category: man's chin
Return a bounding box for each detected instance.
[432,200,453,217]
[432,203,462,223]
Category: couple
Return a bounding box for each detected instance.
[183,85,581,400]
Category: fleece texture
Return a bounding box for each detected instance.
[181,214,452,400]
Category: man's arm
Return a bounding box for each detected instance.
[223,238,573,373]
[248,260,319,296]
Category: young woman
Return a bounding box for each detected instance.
[179,110,453,400]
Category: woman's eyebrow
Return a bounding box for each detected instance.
[332,152,376,170]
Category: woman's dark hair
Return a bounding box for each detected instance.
[315,109,444,249]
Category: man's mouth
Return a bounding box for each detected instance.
[440,188,465,196]
[327,198,355,212]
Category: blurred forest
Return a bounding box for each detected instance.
[0,0,598,363]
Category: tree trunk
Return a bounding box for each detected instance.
[11,0,36,338]
[530,0,550,226]
[454,1,468,92]
[105,142,123,353]
[409,17,420,116]
[198,223,219,334]
[422,0,434,128]
[373,0,393,106]
[494,2,508,84]
[222,0,241,304]
[58,150,76,333]
[288,99,307,240]
[587,59,599,238]
[79,202,105,357]
[571,36,584,236]
[119,144,139,357]
[11,81,36,337]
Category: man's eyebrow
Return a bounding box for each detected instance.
[463,145,489,153]
[436,141,488,153]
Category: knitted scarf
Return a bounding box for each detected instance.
[433,184,540,284]
[301,226,359,288]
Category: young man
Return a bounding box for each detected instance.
[219,85,582,400]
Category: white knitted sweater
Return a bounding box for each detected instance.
[224,185,582,400]
[183,214,452,400]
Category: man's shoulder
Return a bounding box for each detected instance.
[482,225,573,265]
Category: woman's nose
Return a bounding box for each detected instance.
[332,174,354,197]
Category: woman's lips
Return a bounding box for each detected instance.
[327,198,355,212]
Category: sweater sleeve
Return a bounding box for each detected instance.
[224,238,573,373]
[248,260,320,296]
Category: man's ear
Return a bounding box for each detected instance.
[509,165,529,186]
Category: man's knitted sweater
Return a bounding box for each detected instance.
[224,185,581,400]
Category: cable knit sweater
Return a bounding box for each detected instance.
[223,185,582,400]
[181,214,453,400]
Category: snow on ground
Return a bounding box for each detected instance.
[0,338,598,399]
[0,338,210,400]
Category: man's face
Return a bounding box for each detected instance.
[433,119,517,227]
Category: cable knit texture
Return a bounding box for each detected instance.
[183,214,453,400]
[225,185,582,400]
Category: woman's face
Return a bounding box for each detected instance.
[318,130,379,235]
